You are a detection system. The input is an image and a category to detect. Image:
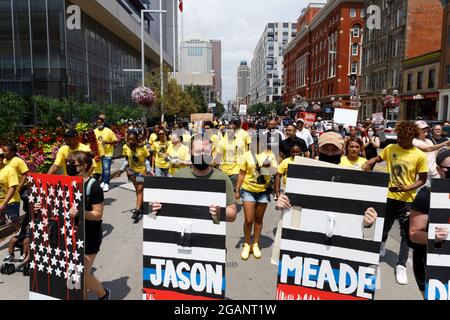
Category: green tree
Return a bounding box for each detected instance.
[0,92,26,133]
[213,100,225,117]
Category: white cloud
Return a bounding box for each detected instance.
[181,0,311,103]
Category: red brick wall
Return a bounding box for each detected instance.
[406,0,443,59]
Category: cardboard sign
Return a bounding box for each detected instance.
[190,113,213,123]
[298,112,316,126]
[333,108,358,127]
[239,105,247,116]
[372,113,384,125]
[425,179,450,300]
[276,160,388,300]
[143,177,227,300]
[28,174,85,300]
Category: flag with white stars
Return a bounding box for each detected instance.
[28,174,85,300]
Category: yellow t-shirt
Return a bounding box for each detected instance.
[151,141,172,169]
[225,129,251,147]
[123,145,150,174]
[240,150,277,193]
[54,143,92,175]
[379,144,429,202]
[148,133,158,146]
[216,137,246,176]
[94,127,117,157]
[168,143,190,176]
[339,156,367,170]
[4,157,29,179]
[0,166,20,204]
[278,157,295,189]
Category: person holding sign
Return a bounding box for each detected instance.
[235,132,278,260]
[151,134,237,223]
[409,149,450,295]
[363,121,429,285]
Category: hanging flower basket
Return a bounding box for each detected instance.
[131,86,155,106]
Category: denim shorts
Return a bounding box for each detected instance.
[241,189,271,203]
[128,170,145,183]
[5,202,20,222]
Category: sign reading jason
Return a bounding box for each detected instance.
[276,162,388,300]
[143,177,227,300]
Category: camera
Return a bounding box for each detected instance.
[256,175,266,185]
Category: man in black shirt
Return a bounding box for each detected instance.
[279,124,309,159]
[429,124,448,145]
[409,149,450,295]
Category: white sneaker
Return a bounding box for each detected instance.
[395,265,408,285]
[103,184,109,192]
[100,182,105,189]
[379,242,386,258]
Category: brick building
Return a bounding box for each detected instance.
[284,0,365,119]
[361,0,443,121]
[439,0,450,121]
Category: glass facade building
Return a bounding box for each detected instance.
[0,0,176,105]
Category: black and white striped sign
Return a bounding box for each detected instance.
[426,179,450,300]
[276,164,389,300]
[142,177,227,300]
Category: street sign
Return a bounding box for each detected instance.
[143,177,227,300]
[276,160,388,300]
[425,179,450,300]
[239,104,247,116]
[208,103,217,109]
[190,113,213,122]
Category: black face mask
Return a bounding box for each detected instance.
[319,153,342,165]
[191,154,211,171]
[66,164,81,177]
[445,170,450,179]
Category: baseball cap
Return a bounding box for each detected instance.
[436,149,450,166]
[415,120,430,130]
[63,128,78,138]
[296,118,305,124]
[319,132,344,149]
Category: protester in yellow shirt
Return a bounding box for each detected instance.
[94,117,117,192]
[151,129,172,177]
[235,132,277,261]
[117,131,150,222]
[339,137,367,170]
[0,150,21,226]
[215,127,246,190]
[363,121,428,284]
[224,119,251,148]
[167,132,190,176]
[48,128,93,175]
[275,142,304,198]
[203,121,221,160]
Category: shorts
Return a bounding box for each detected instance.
[16,232,30,242]
[241,189,270,204]
[85,220,103,255]
[5,203,20,222]
[128,169,145,184]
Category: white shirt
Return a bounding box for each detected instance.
[296,128,314,147]
[413,138,439,178]
[264,129,286,141]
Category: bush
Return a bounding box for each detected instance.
[0,92,26,134]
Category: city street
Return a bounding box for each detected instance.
[0,160,422,300]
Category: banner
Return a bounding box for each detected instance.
[425,179,450,300]
[28,174,85,300]
[333,108,358,127]
[142,177,227,300]
[298,112,316,126]
[191,113,213,123]
[276,162,388,300]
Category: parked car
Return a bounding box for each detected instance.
[377,120,398,146]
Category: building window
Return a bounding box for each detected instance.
[352,44,358,56]
[447,26,450,46]
[351,62,358,74]
[360,10,365,18]
[407,73,413,91]
[352,26,360,37]
[417,71,424,90]
[350,8,356,17]
[447,66,450,84]
[428,69,435,89]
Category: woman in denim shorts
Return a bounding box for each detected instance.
[235,132,277,261]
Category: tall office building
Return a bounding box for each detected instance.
[250,22,297,105]
[0,0,178,106]
[211,40,222,101]
[236,61,251,104]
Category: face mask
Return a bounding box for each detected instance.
[368,131,374,137]
[66,164,81,177]
[319,153,342,165]
[97,125,104,130]
[191,154,211,171]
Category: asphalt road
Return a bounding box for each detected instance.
[0,158,422,300]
